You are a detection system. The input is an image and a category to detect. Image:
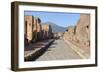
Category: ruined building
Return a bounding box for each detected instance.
[32,17,41,42]
[24,15,53,46]
[24,16,41,45]
[24,16,33,45]
[41,24,53,40]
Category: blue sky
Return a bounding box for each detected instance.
[24,11,80,27]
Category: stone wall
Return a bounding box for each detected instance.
[24,16,42,44]
[24,15,53,45]
[41,24,53,40]
[75,14,90,46]
[32,17,41,42]
[63,14,90,49]
[24,16,33,43]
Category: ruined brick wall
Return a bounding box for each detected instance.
[75,14,90,46]
[32,17,42,42]
[63,14,90,49]
[41,24,52,40]
[24,15,53,44]
[24,16,33,43]
[35,17,42,41]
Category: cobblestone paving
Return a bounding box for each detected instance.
[36,39,81,61]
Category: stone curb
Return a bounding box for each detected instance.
[25,39,55,61]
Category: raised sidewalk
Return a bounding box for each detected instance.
[24,39,55,61]
[63,39,90,59]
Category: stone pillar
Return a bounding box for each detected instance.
[32,17,41,42]
[24,16,33,43]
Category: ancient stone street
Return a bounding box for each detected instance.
[24,14,90,61]
[36,39,81,61]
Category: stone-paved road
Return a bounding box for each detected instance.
[36,39,81,61]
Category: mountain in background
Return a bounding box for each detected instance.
[41,22,67,33]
